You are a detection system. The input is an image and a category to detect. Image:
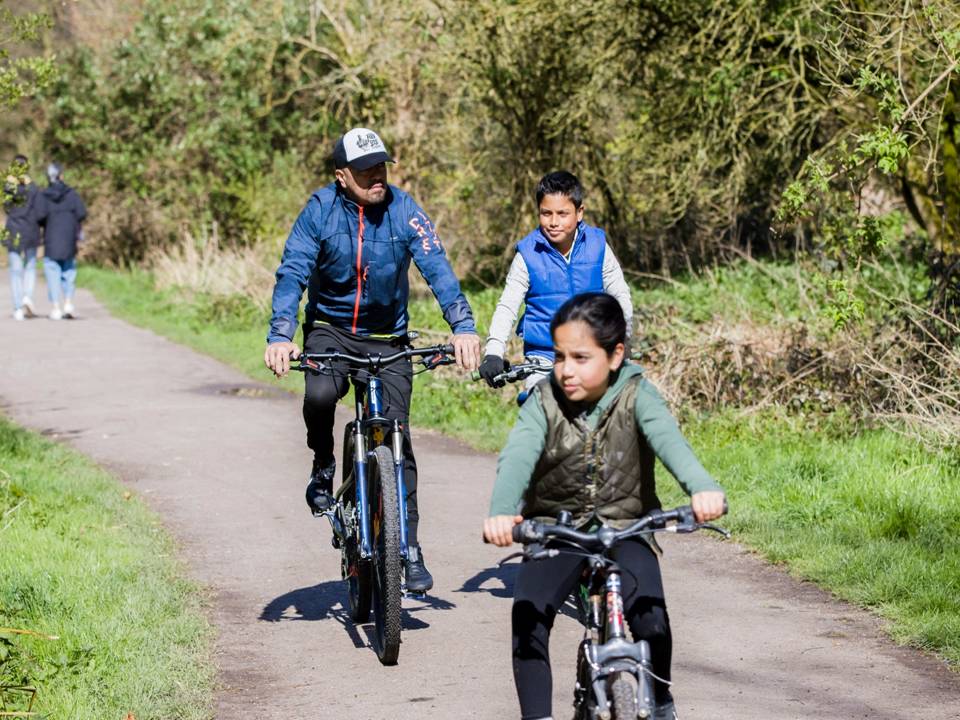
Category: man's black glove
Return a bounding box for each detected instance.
[478,354,509,388]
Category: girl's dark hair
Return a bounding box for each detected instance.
[550,292,626,355]
[535,171,584,209]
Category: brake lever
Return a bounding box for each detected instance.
[697,522,731,539]
[300,357,327,374]
[423,352,455,370]
[497,552,525,566]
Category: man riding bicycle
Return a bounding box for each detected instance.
[264,127,481,592]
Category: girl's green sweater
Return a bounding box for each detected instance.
[489,363,722,516]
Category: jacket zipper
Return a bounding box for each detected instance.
[351,206,365,333]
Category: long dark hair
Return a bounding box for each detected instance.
[550,292,626,355]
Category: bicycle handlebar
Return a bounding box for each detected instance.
[511,503,729,549]
[470,362,545,385]
[294,343,456,373]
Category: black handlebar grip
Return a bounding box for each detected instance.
[512,521,532,543]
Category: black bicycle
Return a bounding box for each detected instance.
[507,505,729,719]
[294,341,455,665]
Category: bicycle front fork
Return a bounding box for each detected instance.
[352,418,410,561]
[392,419,410,559]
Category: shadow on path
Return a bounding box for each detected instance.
[259,580,456,647]
[455,563,518,599]
[456,563,579,621]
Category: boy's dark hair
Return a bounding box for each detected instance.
[550,292,626,355]
[536,171,584,209]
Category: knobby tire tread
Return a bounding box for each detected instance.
[610,671,638,720]
[371,445,402,665]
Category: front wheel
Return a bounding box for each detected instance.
[609,671,638,719]
[370,444,403,665]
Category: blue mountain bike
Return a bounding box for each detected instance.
[295,341,455,665]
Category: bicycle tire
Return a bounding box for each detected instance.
[609,671,638,719]
[370,444,402,665]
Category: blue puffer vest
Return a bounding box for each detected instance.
[517,223,606,357]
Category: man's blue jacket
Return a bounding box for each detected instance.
[268,183,476,343]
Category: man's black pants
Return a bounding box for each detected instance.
[302,323,420,545]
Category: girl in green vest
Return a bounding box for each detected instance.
[483,292,726,720]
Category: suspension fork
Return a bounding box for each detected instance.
[605,570,627,641]
[353,411,372,559]
[392,419,409,558]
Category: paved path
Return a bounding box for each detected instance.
[0,276,957,719]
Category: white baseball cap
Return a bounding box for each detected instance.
[332,128,395,170]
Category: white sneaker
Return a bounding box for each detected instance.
[63,300,75,319]
[21,297,35,318]
[48,306,63,321]
[13,308,24,321]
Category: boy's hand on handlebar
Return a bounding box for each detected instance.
[478,354,509,387]
[483,514,523,547]
[691,491,726,523]
[264,341,301,378]
[451,333,481,372]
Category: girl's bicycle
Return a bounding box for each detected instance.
[507,505,728,719]
[295,341,455,665]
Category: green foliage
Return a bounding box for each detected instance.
[856,126,910,175]
[814,274,865,329]
[0,2,56,108]
[0,417,213,718]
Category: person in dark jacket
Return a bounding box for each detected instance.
[264,127,481,592]
[3,155,47,320]
[41,162,86,320]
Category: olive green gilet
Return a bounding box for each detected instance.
[521,374,660,528]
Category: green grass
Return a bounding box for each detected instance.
[661,409,960,665]
[0,417,213,719]
[80,262,960,668]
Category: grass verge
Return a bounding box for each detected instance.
[0,416,213,719]
[80,263,959,668]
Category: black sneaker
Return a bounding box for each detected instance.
[305,458,336,515]
[404,545,433,593]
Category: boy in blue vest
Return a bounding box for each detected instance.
[478,171,633,389]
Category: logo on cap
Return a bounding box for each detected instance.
[356,132,382,151]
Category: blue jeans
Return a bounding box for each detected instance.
[43,257,77,306]
[8,247,38,310]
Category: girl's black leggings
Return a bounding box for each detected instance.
[511,537,672,720]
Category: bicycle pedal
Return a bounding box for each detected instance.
[403,590,426,600]
[331,535,341,549]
